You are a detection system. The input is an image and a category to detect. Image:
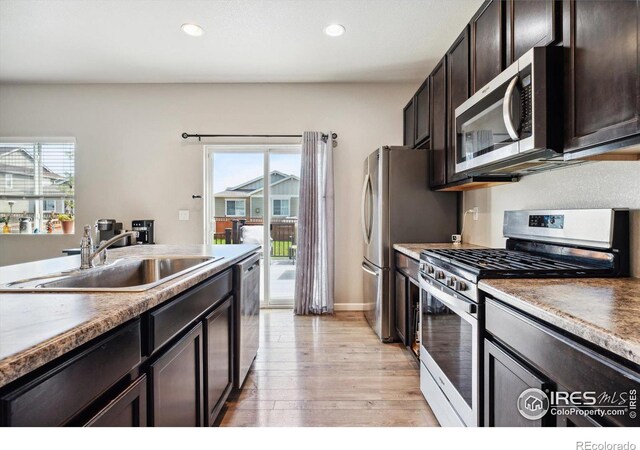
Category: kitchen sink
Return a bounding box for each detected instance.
[0,256,222,292]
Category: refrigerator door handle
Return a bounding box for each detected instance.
[361,261,379,277]
[361,174,372,244]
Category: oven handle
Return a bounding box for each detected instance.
[503,75,520,141]
[419,273,477,317]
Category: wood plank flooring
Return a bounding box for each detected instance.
[219,309,438,427]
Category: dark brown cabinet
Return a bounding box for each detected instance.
[484,340,549,427]
[204,297,233,426]
[394,271,408,345]
[429,58,448,188]
[84,376,147,427]
[471,0,505,93]
[506,0,557,64]
[149,323,204,427]
[415,79,431,145]
[394,252,421,355]
[403,98,416,148]
[446,27,471,184]
[562,0,640,154]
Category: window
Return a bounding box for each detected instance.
[0,140,75,234]
[272,198,290,216]
[225,199,246,217]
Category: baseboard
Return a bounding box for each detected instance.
[334,302,366,311]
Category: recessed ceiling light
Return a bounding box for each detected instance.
[324,24,345,37]
[181,23,204,37]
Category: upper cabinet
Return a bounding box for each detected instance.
[429,58,448,188]
[471,0,504,94]
[403,97,416,148]
[415,79,431,145]
[446,27,471,184]
[506,0,558,64]
[562,0,640,155]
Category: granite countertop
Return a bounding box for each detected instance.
[0,244,259,389]
[394,242,485,260]
[480,278,640,366]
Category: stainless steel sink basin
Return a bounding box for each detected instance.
[1,256,222,292]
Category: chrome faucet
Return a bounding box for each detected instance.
[79,225,138,270]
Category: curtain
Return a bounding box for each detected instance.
[294,131,335,315]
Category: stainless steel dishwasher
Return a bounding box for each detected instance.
[233,253,261,388]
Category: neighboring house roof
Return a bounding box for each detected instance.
[214,171,300,198]
[0,147,65,180]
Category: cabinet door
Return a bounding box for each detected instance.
[563,0,640,152]
[403,98,416,148]
[394,271,408,345]
[484,339,550,427]
[471,0,505,93]
[446,27,470,183]
[149,323,204,427]
[415,79,431,144]
[429,58,447,188]
[84,376,147,427]
[506,0,557,63]
[204,297,233,426]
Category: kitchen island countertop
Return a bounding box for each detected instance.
[0,244,259,389]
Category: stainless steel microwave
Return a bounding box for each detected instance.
[454,47,564,176]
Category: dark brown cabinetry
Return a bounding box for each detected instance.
[562,0,640,154]
[403,98,416,148]
[395,271,408,344]
[471,0,504,94]
[506,0,557,64]
[84,376,147,427]
[415,79,431,145]
[446,27,471,184]
[204,297,233,426]
[484,340,548,427]
[429,57,448,188]
[394,252,421,356]
[149,322,204,427]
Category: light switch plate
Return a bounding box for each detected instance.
[178,210,190,221]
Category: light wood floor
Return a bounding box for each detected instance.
[220,309,439,427]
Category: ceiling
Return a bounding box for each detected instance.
[0,0,484,84]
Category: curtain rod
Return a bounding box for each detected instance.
[181,132,337,142]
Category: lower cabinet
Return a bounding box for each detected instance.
[484,340,549,427]
[149,323,204,427]
[395,271,408,345]
[84,376,147,427]
[204,297,233,426]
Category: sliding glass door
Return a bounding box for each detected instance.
[205,145,301,308]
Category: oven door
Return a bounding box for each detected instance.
[455,56,533,175]
[419,273,479,426]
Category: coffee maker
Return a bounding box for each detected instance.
[132,220,155,244]
[96,219,130,247]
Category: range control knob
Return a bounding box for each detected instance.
[453,280,467,291]
[426,264,435,274]
[434,270,445,280]
[445,276,456,287]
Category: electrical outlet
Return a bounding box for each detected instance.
[178,210,190,221]
[473,207,479,221]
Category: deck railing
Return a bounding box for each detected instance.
[212,216,297,258]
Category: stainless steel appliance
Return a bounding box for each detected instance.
[132,220,155,244]
[233,253,260,388]
[418,208,629,427]
[361,146,457,342]
[454,47,568,176]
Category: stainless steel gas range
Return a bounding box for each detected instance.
[418,208,630,427]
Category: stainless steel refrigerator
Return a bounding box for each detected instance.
[362,146,457,342]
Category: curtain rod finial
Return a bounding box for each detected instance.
[181,133,188,139]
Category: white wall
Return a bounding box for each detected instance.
[0,82,415,306]
[462,161,640,277]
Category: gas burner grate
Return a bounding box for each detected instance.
[425,249,607,273]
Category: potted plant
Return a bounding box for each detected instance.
[58,214,75,234]
[0,216,10,234]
